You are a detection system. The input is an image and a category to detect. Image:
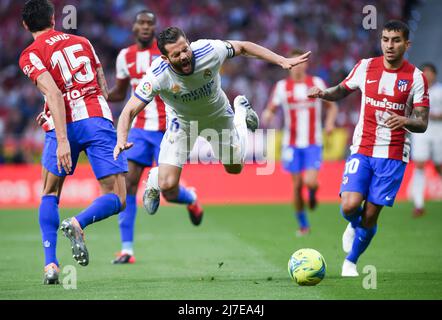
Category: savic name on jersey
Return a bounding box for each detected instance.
[134,39,235,123]
[19,29,112,131]
[341,57,429,162]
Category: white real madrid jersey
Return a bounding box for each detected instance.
[134,39,235,124]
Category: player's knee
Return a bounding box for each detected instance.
[341,198,362,216]
[159,176,179,193]
[304,178,318,190]
[224,164,243,174]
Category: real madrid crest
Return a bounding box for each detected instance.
[172,83,181,99]
[203,69,212,80]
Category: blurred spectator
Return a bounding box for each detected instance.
[0,0,418,163]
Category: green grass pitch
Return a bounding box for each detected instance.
[0,202,441,300]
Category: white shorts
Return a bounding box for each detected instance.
[411,123,442,164]
[158,114,242,168]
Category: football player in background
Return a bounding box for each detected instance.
[20,0,127,284]
[308,20,429,277]
[410,63,442,217]
[107,11,202,265]
[262,48,338,237]
[113,27,310,218]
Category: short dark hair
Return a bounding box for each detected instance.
[22,0,54,33]
[421,63,437,74]
[383,20,410,40]
[134,10,156,23]
[157,27,188,56]
[291,48,305,56]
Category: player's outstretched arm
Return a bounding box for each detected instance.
[228,41,311,69]
[385,107,429,133]
[96,67,109,100]
[114,95,147,160]
[36,72,72,174]
[308,84,351,102]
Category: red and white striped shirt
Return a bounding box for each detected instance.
[270,75,327,148]
[342,56,429,162]
[116,43,166,131]
[19,29,112,131]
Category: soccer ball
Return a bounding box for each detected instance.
[288,248,327,286]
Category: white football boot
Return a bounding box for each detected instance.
[341,259,359,277]
[233,95,259,132]
[143,167,160,215]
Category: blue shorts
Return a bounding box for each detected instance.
[125,129,164,167]
[42,117,128,179]
[340,153,406,207]
[282,145,322,174]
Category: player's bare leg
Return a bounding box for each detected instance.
[304,169,319,210]
[113,161,144,264]
[40,168,65,284]
[158,164,182,201]
[144,164,203,224]
[411,161,426,217]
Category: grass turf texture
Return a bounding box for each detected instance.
[0,202,441,300]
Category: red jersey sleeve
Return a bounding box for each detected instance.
[341,59,368,91]
[412,70,430,108]
[19,49,48,84]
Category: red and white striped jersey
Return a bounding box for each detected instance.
[116,43,166,131]
[341,56,430,162]
[270,75,327,148]
[19,29,112,131]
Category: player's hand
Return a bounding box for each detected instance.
[280,51,311,69]
[308,87,324,99]
[113,141,134,160]
[56,139,72,174]
[385,110,408,130]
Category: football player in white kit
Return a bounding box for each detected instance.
[411,63,442,217]
[113,27,310,214]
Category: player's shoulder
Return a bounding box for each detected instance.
[117,45,134,57]
[150,56,169,79]
[19,43,36,60]
[311,75,325,83]
[310,75,327,88]
[191,39,216,51]
[359,57,377,68]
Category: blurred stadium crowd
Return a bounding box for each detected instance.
[0,0,418,163]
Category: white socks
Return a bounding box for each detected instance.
[147,167,160,190]
[233,97,248,163]
[412,168,425,209]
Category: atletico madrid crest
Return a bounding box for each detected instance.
[397,79,409,92]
